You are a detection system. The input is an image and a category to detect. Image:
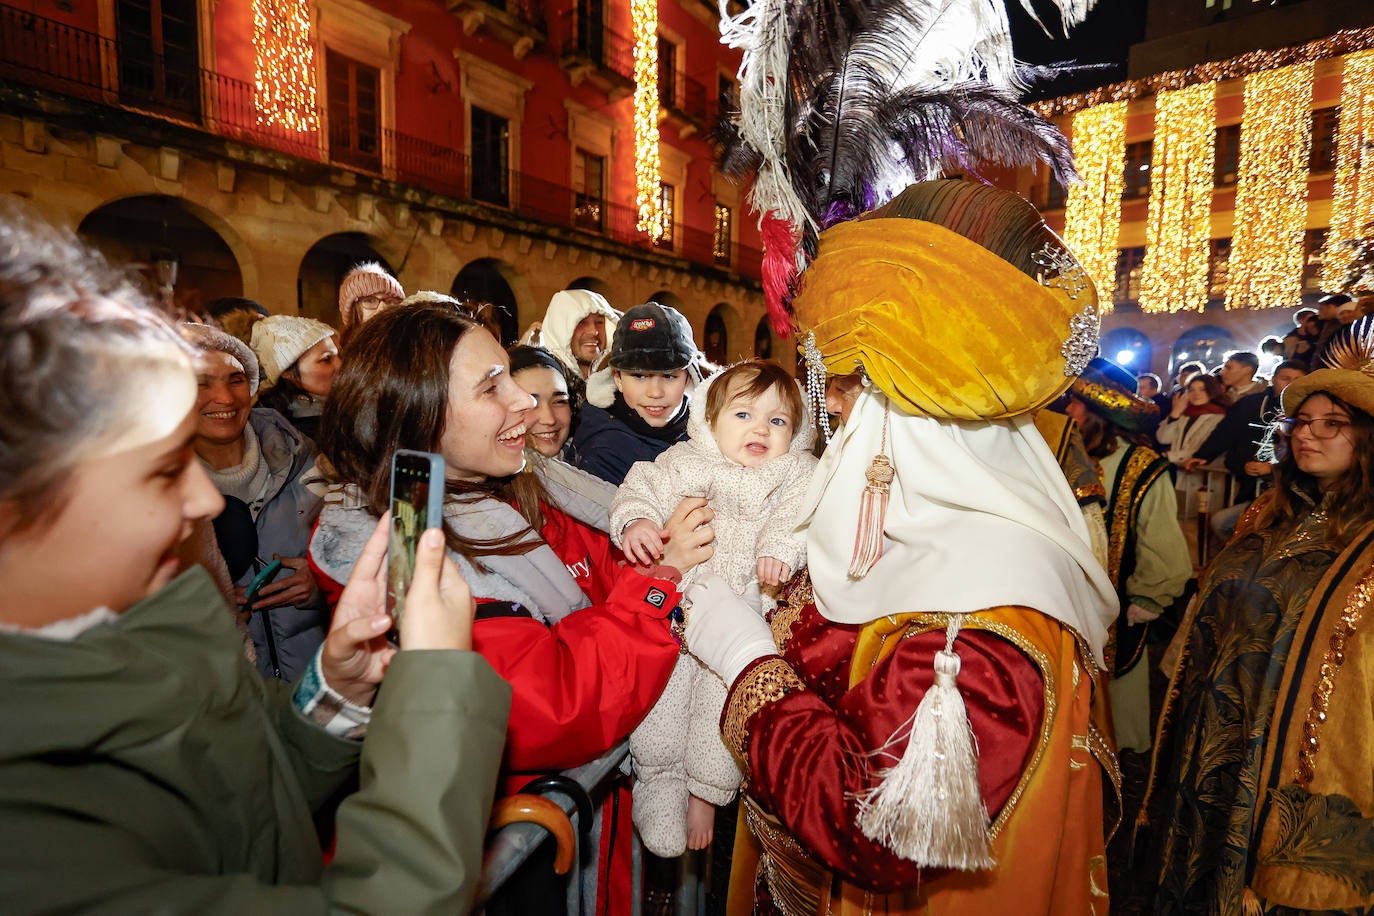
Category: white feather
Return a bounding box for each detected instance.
[719,0,815,230]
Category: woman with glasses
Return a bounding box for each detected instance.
[1147,317,1374,915]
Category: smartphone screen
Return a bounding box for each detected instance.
[387,450,445,644]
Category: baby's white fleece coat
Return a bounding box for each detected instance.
[610,370,818,857]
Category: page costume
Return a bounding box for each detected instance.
[611,370,818,857]
[1148,324,1374,915]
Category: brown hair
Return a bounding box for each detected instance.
[320,298,551,563]
[1186,372,1230,407]
[1255,391,1374,548]
[705,360,804,432]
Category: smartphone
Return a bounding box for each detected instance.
[242,557,284,609]
[387,450,446,646]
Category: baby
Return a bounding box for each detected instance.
[611,360,818,857]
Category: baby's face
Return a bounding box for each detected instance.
[713,384,795,467]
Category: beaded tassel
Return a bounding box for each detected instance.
[804,332,832,444]
[847,413,891,579]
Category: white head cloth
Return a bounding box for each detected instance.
[796,387,1117,667]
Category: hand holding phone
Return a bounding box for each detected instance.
[388,450,447,646]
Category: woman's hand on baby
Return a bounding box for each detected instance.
[756,557,790,587]
[660,496,714,575]
[321,517,475,706]
[622,518,666,565]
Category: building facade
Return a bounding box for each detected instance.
[995,0,1374,378]
[0,0,782,360]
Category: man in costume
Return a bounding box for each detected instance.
[1059,357,1192,752]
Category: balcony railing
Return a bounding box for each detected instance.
[0,2,761,279]
[557,10,634,84]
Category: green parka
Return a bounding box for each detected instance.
[0,567,510,914]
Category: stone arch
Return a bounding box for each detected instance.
[453,258,520,346]
[704,302,747,364]
[753,315,774,360]
[77,194,245,318]
[1100,327,1153,376]
[646,289,685,312]
[299,233,393,325]
[1171,324,1236,378]
[566,276,614,303]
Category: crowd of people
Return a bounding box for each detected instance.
[5,87,1374,916]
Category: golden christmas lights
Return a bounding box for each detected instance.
[632,0,662,238]
[1140,82,1216,314]
[1227,63,1313,310]
[1031,26,1374,119]
[1062,101,1127,312]
[252,0,319,132]
[1324,50,1374,290]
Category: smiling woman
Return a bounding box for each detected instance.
[183,323,329,683]
[311,295,715,915]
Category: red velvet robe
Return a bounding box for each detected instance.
[724,573,1114,914]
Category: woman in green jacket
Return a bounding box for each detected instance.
[0,203,510,914]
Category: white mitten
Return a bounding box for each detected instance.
[684,574,778,686]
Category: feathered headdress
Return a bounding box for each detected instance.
[1282,315,1374,418]
[717,0,1096,335]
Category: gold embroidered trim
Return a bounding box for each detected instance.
[724,657,806,769]
[1075,482,1108,501]
[1295,562,1373,786]
[744,797,827,916]
[770,598,805,656]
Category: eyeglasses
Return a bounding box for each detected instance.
[1277,416,1352,439]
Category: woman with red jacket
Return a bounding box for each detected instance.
[308,297,714,914]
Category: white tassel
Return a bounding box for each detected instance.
[855,618,995,870]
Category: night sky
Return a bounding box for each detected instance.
[1009,0,1153,98]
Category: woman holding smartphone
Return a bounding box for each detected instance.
[310,296,715,916]
[0,206,510,913]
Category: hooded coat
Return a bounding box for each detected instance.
[540,289,620,376]
[215,408,328,682]
[0,567,510,914]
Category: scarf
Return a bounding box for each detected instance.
[608,392,689,443]
[797,388,1118,667]
[201,423,273,518]
[1183,401,1227,417]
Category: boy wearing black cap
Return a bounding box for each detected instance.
[573,302,706,485]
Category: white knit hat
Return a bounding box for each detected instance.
[250,315,337,387]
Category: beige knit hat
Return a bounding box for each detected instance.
[182,323,261,396]
[338,263,405,325]
[250,315,337,387]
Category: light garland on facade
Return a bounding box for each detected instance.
[1226,62,1313,311]
[1031,26,1374,119]
[252,0,318,132]
[1324,50,1374,290]
[1140,82,1216,314]
[1062,101,1128,312]
[631,0,662,238]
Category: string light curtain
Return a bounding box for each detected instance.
[1062,101,1128,312]
[253,0,319,131]
[1324,50,1374,290]
[632,0,662,238]
[1140,82,1216,314]
[1226,63,1313,310]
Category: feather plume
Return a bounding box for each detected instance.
[1319,315,1374,374]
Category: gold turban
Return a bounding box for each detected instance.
[792,180,1100,421]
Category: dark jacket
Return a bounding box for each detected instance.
[0,568,511,914]
[572,403,683,485]
[229,408,327,682]
[1191,386,1281,501]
